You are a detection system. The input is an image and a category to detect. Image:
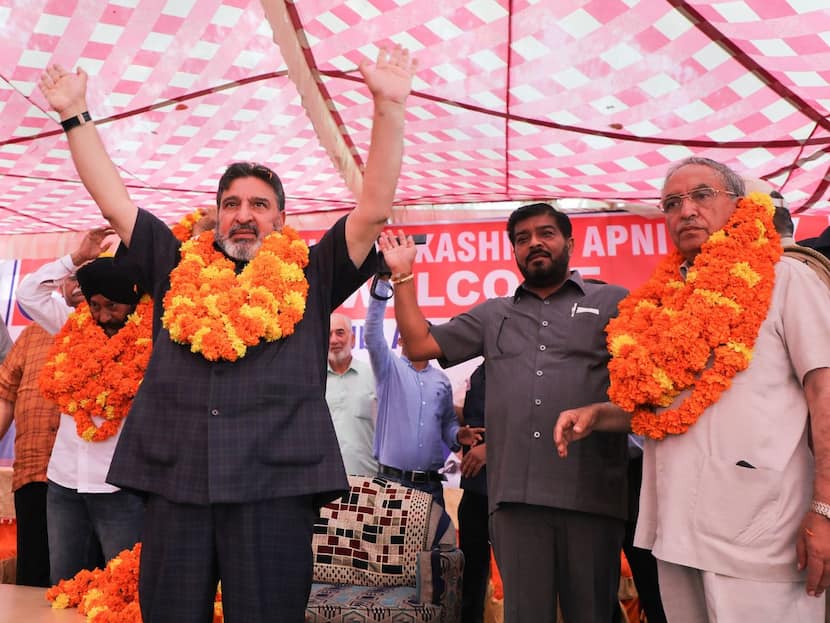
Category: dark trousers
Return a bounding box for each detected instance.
[376,470,445,507]
[139,493,316,623]
[458,490,490,623]
[490,503,624,623]
[620,455,667,623]
[47,480,144,583]
[14,482,50,587]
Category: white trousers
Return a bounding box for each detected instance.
[657,559,824,623]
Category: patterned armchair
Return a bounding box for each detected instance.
[306,476,463,623]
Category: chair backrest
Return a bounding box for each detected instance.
[784,245,830,290]
[312,476,449,587]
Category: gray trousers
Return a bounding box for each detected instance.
[490,503,624,623]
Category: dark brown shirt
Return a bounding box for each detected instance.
[430,272,629,519]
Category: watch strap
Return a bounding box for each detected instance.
[60,111,91,133]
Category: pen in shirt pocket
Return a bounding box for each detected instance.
[736,460,755,469]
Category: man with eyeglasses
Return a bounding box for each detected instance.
[38,44,416,623]
[555,157,830,622]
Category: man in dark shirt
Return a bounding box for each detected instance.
[458,363,490,623]
[39,45,415,622]
[378,203,629,623]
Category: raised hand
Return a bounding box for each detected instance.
[377,230,417,275]
[38,64,89,118]
[71,226,116,266]
[359,45,417,105]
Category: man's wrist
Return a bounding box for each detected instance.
[61,111,92,133]
[390,272,414,285]
[811,500,830,520]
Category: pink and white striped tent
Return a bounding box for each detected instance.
[2,0,830,258]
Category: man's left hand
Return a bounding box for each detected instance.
[359,45,417,105]
[797,511,830,596]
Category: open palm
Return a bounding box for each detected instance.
[359,45,417,104]
[39,65,88,115]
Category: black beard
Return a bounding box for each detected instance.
[100,320,127,337]
[518,248,570,289]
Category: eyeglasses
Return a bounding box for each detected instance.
[659,187,737,213]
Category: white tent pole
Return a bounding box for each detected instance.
[260,0,364,200]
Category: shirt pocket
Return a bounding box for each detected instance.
[693,455,783,546]
[489,315,524,360]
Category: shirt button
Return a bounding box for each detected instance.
[422,401,426,405]
[211,409,219,416]
[534,399,541,406]
[533,431,541,438]
[536,370,543,376]
[539,345,546,351]
[542,320,549,327]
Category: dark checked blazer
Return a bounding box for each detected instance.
[107,208,376,508]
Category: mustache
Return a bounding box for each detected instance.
[229,223,259,237]
[527,249,550,261]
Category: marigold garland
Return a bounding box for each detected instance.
[39,296,153,442]
[162,227,309,362]
[171,209,204,242]
[46,543,224,623]
[606,192,782,440]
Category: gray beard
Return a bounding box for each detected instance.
[214,234,262,261]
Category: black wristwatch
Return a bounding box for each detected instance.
[61,111,92,133]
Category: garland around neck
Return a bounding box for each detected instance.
[162,227,310,362]
[605,192,782,440]
[39,296,153,442]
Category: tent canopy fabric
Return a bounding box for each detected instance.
[2,0,830,257]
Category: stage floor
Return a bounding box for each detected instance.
[0,584,79,622]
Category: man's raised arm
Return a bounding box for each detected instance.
[345,46,417,266]
[39,65,138,246]
[376,230,442,361]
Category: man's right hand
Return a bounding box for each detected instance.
[553,405,600,458]
[38,64,89,119]
[377,230,416,275]
[461,444,486,478]
[71,227,116,266]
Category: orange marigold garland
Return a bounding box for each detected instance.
[606,192,782,440]
[46,544,224,623]
[39,295,153,442]
[162,227,309,362]
[171,209,204,242]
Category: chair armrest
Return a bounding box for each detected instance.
[416,546,464,621]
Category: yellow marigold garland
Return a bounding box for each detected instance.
[162,227,309,362]
[46,543,224,623]
[39,296,153,442]
[606,192,782,440]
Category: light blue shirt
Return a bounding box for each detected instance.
[366,280,458,472]
[326,358,378,476]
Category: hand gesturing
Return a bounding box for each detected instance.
[359,45,417,105]
[38,64,89,117]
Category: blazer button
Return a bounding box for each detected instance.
[211,409,219,416]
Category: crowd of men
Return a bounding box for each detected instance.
[0,40,829,623]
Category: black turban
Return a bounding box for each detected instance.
[76,257,144,305]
